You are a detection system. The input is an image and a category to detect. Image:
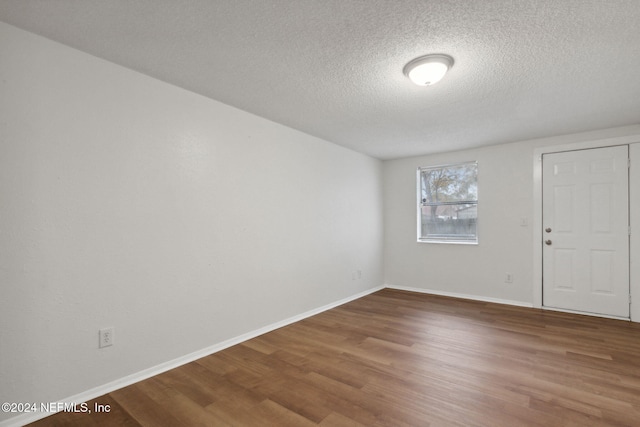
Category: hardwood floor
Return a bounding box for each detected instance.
[28,289,640,426]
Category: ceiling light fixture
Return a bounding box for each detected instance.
[403,54,454,86]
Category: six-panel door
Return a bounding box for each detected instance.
[542,146,630,318]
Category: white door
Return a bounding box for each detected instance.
[542,146,629,318]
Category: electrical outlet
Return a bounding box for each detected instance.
[505,273,513,284]
[99,327,114,348]
[357,270,362,279]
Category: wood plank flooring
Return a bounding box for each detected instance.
[28,289,640,426]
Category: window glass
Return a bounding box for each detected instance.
[418,162,478,243]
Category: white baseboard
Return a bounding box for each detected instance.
[385,284,534,308]
[0,285,385,427]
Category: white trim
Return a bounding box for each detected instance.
[541,306,630,322]
[534,134,640,156]
[533,151,544,309]
[0,286,385,427]
[532,134,640,319]
[416,240,478,245]
[385,284,534,308]
[630,143,640,322]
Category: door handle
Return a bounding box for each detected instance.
[545,228,552,233]
[545,240,552,246]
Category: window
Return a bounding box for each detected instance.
[417,161,478,243]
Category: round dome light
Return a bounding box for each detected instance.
[403,54,454,86]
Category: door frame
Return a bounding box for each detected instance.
[533,134,640,321]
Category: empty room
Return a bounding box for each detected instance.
[1,1,640,426]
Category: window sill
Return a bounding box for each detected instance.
[417,239,478,245]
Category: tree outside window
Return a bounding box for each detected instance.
[418,162,478,243]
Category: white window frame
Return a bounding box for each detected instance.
[417,161,478,244]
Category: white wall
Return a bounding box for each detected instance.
[0,22,383,424]
[384,126,640,306]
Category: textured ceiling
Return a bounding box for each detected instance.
[1,0,639,159]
